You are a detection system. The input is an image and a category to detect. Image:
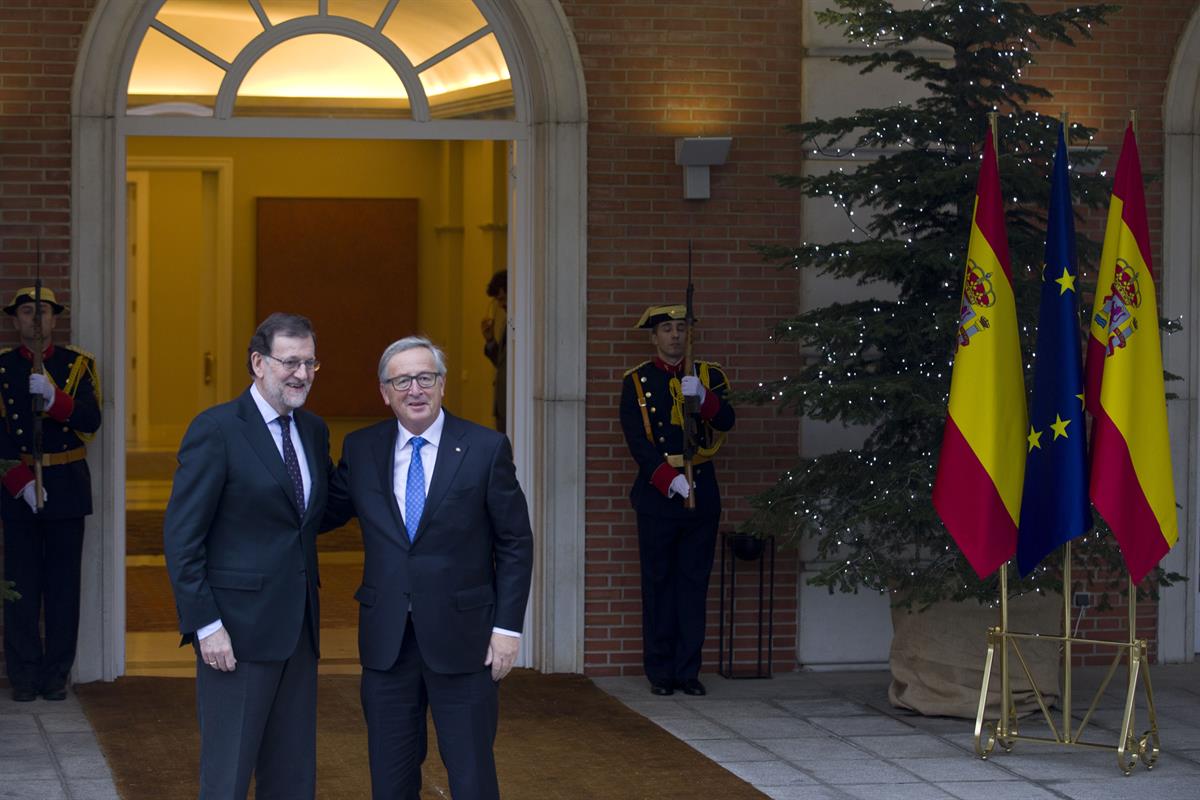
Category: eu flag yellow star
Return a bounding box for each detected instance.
[1054,267,1076,295]
[1027,426,1043,452]
[1050,414,1071,439]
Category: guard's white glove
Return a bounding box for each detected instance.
[19,481,46,513]
[668,474,691,499]
[29,373,55,406]
[680,375,706,404]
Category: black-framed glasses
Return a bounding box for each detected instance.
[263,354,320,374]
[383,372,440,391]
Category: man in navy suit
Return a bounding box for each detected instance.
[325,335,533,800]
[164,313,330,800]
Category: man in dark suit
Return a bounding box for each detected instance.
[164,313,330,800]
[619,304,734,697]
[325,335,533,800]
[1,286,101,702]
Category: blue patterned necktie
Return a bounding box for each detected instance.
[277,415,305,513]
[405,436,427,540]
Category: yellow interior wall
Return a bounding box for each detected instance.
[144,169,214,444]
[126,136,507,458]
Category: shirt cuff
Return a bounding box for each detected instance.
[3,464,35,497]
[492,627,521,638]
[699,388,720,420]
[45,388,74,422]
[197,620,224,640]
[651,463,677,497]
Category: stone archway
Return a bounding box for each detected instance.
[70,0,587,681]
[1159,4,1200,663]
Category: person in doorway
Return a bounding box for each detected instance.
[163,312,331,799]
[480,270,508,434]
[619,304,734,697]
[324,335,533,800]
[1,287,101,702]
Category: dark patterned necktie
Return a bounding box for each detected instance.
[277,415,305,513]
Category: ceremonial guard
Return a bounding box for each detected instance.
[1,287,101,701]
[619,304,734,696]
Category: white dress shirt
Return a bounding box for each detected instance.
[198,384,312,641]
[391,410,444,521]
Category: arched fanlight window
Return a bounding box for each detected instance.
[126,0,515,120]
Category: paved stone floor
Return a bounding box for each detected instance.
[595,662,1200,800]
[0,691,118,800]
[4,662,1199,799]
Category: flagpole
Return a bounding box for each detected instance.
[986,109,1012,739]
[1059,110,1074,744]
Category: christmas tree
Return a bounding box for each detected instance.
[741,0,1132,607]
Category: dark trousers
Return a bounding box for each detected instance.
[636,513,719,685]
[361,620,499,800]
[2,515,85,692]
[194,618,317,800]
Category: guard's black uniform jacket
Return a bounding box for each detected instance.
[0,344,102,521]
[618,357,734,519]
[1,342,101,697]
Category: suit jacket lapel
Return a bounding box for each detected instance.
[374,421,410,546]
[235,389,300,520]
[413,412,468,543]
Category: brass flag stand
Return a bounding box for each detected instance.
[971,544,1160,775]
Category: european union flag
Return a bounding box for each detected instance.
[1017,125,1093,576]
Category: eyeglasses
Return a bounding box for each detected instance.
[263,354,320,374]
[383,372,441,391]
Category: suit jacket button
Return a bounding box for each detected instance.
[11,413,17,420]
[16,428,23,435]
[640,376,646,383]
[658,437,665,443]
[650,407,656,413]
[645,391,652,398]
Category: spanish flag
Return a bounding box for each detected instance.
[934,135,1028,578]
[1085,124,1177,582]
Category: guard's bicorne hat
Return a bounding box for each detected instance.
[634,304,695,330]
[3,286,67,316]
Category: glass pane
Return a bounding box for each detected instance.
[234,33,411,118]
[127,26,226,113]
[381,0,487,67]
[259,0,316,25]
[155,0,266,63]
[422,33,513,120]
[328,0,389,27]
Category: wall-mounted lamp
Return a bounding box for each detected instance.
[675,136,732,200]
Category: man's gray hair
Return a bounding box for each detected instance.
[377,336,448,381]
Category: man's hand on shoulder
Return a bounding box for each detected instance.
[198,626,238,672]
[485,632,519,682]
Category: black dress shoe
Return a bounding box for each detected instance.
[649,681,675,696]
[679,678,706,696]
[11,687,37,702]
[41,687,67,702]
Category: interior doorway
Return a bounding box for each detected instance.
[73,0,588,682]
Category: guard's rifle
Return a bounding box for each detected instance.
[30,245,45,511]
[681,242,698,511]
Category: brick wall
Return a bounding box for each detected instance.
[0,0,86,325]
[563,0,805,677]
